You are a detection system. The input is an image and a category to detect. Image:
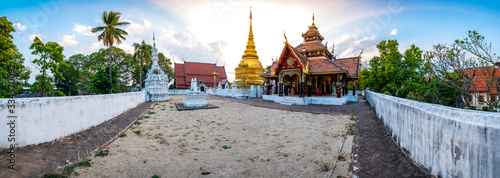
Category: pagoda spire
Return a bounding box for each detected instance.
[309,13,317,29]
[153,33,156,47]
[242,7,258,58]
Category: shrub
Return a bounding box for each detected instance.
[470,106,476,110]
[482,107,489,111]
[383,91,392,96]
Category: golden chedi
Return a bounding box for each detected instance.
[235,8,265,88]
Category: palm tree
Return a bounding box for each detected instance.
[133,40,152,89]
[91,11,129,94]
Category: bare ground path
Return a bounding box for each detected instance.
[211,95,432,177]
[76,96,355,177]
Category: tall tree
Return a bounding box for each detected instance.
[455,30,499,108]
[91,11,129,94]
[425,43,480,108]
[0,16,31,98]
[132,40,152,89]
[29,36,67,96]
[158,52,174,82]
[361,40,424,95]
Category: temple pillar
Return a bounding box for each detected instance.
[279,83,283,97]
[307,75,312,97]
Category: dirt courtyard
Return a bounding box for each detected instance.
[76,96,355,177]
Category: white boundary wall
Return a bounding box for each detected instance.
[0,92,146,148]
[365,90,500,178]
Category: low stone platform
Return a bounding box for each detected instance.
[175,103,219,110]
[263,94,358,105]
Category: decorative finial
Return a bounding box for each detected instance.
[302,39,306,53]
[284,31,288,44]
[250,7,252,20]
[308,13,317,29]
[359,49,363,58]
[332,43,335,55]
[153,33,155,47]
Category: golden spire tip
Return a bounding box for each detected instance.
[250,7,252,19]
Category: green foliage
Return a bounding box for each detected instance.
[88,67,118,94]
[152,175,161,178]
[470,106,476,110]
[29,36,67,96]
[0,16,31,98]
[382,91,392,96]
[60,160,91,177]
[362,40,424,95]
[158,52,174,82]
[482,107,489,111]
[31,75,54,95]
[53,90,66,96]
[92,11,130,94]
[222,145,231,149]
[94,150,109,157]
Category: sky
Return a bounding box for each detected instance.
[2,0,500,83]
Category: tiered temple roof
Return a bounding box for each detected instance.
[174,62,227,89]
[262,13,360,78]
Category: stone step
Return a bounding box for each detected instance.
[280,97,295,105]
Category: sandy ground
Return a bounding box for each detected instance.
[76,96,355,177]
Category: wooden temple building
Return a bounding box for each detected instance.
[261,14,361,97]
[174,61,227,90]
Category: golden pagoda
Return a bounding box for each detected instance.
[234,7,265,88]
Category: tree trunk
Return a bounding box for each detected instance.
[109,46,112,94]
[41,70,45,97]
[140,58,142,90]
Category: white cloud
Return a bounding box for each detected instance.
[116,41,135,54]
[29,34,45,41]
[15,23,27,31]
[59,34,79,47]
[124,18,152,39]
[94,19,100,23]
[90,42,101,51]
[73,24,94,36]
[389,29,398,36]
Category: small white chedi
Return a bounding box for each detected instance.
[182,78,208,107]
[144,34,170,102]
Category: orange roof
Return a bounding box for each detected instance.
[307,57,345,73]
[465,67,500,94]
[335,57,360,77]
[174,62,227,89]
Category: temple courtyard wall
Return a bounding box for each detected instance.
[0,91,146,148]
[365,90,500,178]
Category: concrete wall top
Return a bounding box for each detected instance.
[0,91,146,148]
[365,90,500,177]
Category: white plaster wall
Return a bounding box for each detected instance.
[365,90,500,178]
[0,92,146,148]
[169,89,190,95]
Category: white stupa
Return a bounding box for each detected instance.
[144,34,170,101]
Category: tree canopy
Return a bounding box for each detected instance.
[0,16,31,98]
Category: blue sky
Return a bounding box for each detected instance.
[2,0,499,82]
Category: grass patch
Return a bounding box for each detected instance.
[144,116,150,118]
[134,121,141,125]
[347,123,356,135]
[94,150,109,157]
[148,112,155,114]
[152,175,161,178]
[119,133,127,138]
[46,160,92,177]
[133,130,142,135]
[222,145,231,149]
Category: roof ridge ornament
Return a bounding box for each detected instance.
[284,31,288,44]
[308,13,317,29]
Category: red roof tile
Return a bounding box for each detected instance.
[174,62,227,89]
[465,67,500,94]
[334,57,360,77]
